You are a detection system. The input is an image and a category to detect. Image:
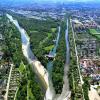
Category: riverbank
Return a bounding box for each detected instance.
[6,14,55,100]
[57,19,71,100]
[47,26,61,74]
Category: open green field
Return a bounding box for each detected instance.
[89,29,100,39]
[19,62,25,73]
[44,45,54,51]
[51,28,56,33]
[47,32,52,38]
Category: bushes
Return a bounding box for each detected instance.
[52,21,66,94]
[3,16,25,66]
[16,63,44,100]
[68,20,83,100]
[27,65,44,100]
[1,15,44,100]
[82,78,90,100]
[9,12,59,67]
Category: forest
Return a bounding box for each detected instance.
[52,20,66,94]
[1,14,44,100]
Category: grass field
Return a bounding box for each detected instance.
[44,45,54,51]
[89,29,100,39]
[19,62,25,73]
[51,28,56,33]
[47,32,52,38]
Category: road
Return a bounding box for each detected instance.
[4,64,13,100]
[70,19,84,85]
[70,19,85,100]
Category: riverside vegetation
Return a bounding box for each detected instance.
[1,14,44,100]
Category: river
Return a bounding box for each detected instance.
[57,19,71,100]
[6,14,71,100]
[6,14,55,100]
[47,26,61,75]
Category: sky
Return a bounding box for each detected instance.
[1,0,100,3]
[37,0,100,2]
[0,0,100,5]
[0,0,100,9]
[18,0,100,2]
[14,0,100,2]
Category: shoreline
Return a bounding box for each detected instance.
[6,14,55,100]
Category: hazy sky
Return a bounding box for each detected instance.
[0,0,100,4]
[19,0,100,2]
[15,0,100,2]
[39,0,100,3]
[1,0,100,2]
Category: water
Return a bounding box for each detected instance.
[49,26,61,56]
[65,19,70,65]
[57,19,71,100]
[47,26,61,74]
[6,14,55,100]
[47,61,53,74]
[6,14,29,45]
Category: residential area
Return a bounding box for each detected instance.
[0,0,100,100]
[71,9,100,100]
